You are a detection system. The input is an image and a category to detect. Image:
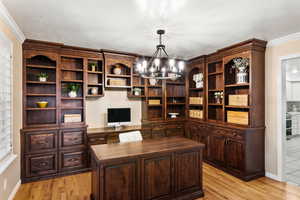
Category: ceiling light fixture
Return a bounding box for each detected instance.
[135,29,184,80]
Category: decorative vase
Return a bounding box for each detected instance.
[149,78,157,86]
[39,77,47,82]
[232,58,249,84]
[91,87,98,95]
[113,66,122,75]
[91,65,96,72]
[134,91,140,96]
[193,73,203,88]
[236,72,248,84]
[68,91,77,98]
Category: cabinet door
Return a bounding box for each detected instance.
[102,160,139,200]
[59,150,88,172]
[151,125,166,139]
[25,153,58,177]
[188,124,200,142]
[60,130,86,149]
[175,151,201,195]
[25,130,58,154]
[225,139,245,173]
[208,134,226,165]
[142,154,172,200]
[198,125,208,159]
[165,124,184,137]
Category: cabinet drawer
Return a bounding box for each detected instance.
[25,153,58,177]
[88,136,107,145]
[60,150,87,171]
[166,126,184,137]
[229,130,244,140]
[141,129,152,140]
[151,129,166,139]
[61,130,85,148]
[25,131,58,153]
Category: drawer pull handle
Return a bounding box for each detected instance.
[39,162,48,167]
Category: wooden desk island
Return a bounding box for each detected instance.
[90,137,204,200]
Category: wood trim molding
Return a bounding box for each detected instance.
[265,172,282,182]
[267,32,300,47]
[7,180,21,200]
[0,2,25,43]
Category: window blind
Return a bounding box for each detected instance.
[0,31,12,162]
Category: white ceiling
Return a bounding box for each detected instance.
[3,0,300,59]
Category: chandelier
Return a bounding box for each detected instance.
[135,30,185,80]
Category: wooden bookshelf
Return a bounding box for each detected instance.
[87,58,104,97]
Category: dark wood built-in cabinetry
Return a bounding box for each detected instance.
[21,38,266,183]
[186,39,266,180]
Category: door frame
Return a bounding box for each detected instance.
[278,54,300,181]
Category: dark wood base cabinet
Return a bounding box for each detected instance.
[90,137,204,200]
[21,126,90,183]
[186,120,265,181]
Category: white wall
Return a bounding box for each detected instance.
[86,90,142,128]
[0,2,24,200]
[265,33,300,179]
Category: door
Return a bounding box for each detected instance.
[225,139,245,173]
[208,134,226,165]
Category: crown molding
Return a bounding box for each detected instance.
[267,32,300,47]
[0,1,25,43]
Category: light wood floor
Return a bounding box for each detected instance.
[14,163,300,200]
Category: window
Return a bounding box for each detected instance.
[0,30,13,172]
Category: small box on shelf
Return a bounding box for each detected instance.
[227,111,248,125]
[148,99,161,105]
[189,97,203,105]
[64,114,82,123]
[228,94,248,106]
[108,78,127,86]
[189,110,203,119]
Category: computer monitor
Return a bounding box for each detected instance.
[107,108,131,127]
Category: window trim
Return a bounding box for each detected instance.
[0,30,15,174]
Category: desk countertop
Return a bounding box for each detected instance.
[87,125,142,135]
[90,137,204,162]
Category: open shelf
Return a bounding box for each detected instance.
[107,74,131,78]
[25,55,58,127]
[26,107,56,111]
[61,80,83,83]
[26,93,56,97]
[61,68,83,72]
[87,59,104,97]
[27,81,56,85]
[88,71,103,74]
[208,71,223,76]
[225,83,249,88]
[27,64,56,69]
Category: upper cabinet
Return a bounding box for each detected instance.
[103,52,136,89]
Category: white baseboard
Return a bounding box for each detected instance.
[7,180,21,200]
[265,172,282,182]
